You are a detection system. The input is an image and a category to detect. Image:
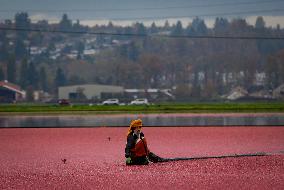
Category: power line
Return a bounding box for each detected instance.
[0,8,283,23]
[0,26,283,40]
[110,9,284,21]
[0,0,282,12]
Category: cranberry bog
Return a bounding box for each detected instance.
[1,127,284,189]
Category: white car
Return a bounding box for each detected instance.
[102,99,119,105]
[130,98,149,105]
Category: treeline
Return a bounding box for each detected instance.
[91,16,284,100]
[0,13,284,100]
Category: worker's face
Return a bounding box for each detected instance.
[134,126,141,135]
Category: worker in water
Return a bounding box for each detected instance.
[125,119,163,165]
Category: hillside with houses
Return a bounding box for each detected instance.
[0,13,284,103]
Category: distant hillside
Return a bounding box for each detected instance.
[0,13,284,101]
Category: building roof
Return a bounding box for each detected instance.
[273,84,284,98]
[125,89,161,93]
[225,86,248,100]
[0,80,24,95]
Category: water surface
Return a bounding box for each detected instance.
[1,113,284,127]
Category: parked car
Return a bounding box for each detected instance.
[58,99,70,106]
[130,98,149,105]
[102,98,119,105]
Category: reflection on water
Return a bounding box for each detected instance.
[1,113,284,127]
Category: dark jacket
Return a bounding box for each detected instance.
[125,132,148,158]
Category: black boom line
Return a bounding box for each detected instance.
[0,27,284,40]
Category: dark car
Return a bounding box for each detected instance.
[58,99,70,106]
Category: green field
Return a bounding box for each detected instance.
[0,102,284,115]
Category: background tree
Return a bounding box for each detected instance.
[27,62,39,88]
[15,12,30,39]
[115,58,142,88]
[127,42,140,61]
[73,19,84,32]
[150,22,158,34]
[75,41,85,59]
[171,20,183,36]
[39,67,48,91]
[26,85,34,102]
[59,14,72,31]
[75,87,87,100]
[54,68,66,88]
[213,17,229,34]
[229,18,250,34]
[265,50,284,89]
[36,20,49,30]
[15,39,28,59]
[255,16,265,29]
[14,12,30,59]
[174,84,192,101]
[134,22,147,35]
[0,29,9,61]
[68,75,86,85]
[164,20,171,30]
[0,66,4,81]
[139,53,163,88]
[19,58,28,88]
[190,17,208,35]
[7,55,16,83]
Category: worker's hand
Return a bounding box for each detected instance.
[126,157,132,165]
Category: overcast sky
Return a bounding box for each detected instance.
[1,0,284,27]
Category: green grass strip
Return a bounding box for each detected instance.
[0,102,283,115]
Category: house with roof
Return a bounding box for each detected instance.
[223,86,248,100]
[273,84,284,100]
[124,88,174,101]
[0,80,25,103]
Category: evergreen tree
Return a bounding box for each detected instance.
[55,68,66,88]
[190,17,207,35]
[138,23,147,35]
[14,12,30,59]
[150,22,158,33]
[15,38,28,59]
[75,41,85,60]
[128,42,139,61]
[7,55,16,83]
[5,19,12,26]
[59,14,72,31]
[214,17,229,33]
[39,67,48,91]
[26,85,34,102]
[164,20,171,30]
[255,16,265,29]
[96,34,105,47]
[68,75,86,85]
[0,66,4,81]
[0,29,9,61]
[107,21,114,30]
[255,16,269,54]
[171,20,183,36]
[19,58,29,88]
[73,19,82,32]
[230,18,249,33]
[15,12,30,39]
[75,87,87,100]
[27,62,39,88]
[74,19,87,32]
[36,20,49,30]
[134,22,147,35]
